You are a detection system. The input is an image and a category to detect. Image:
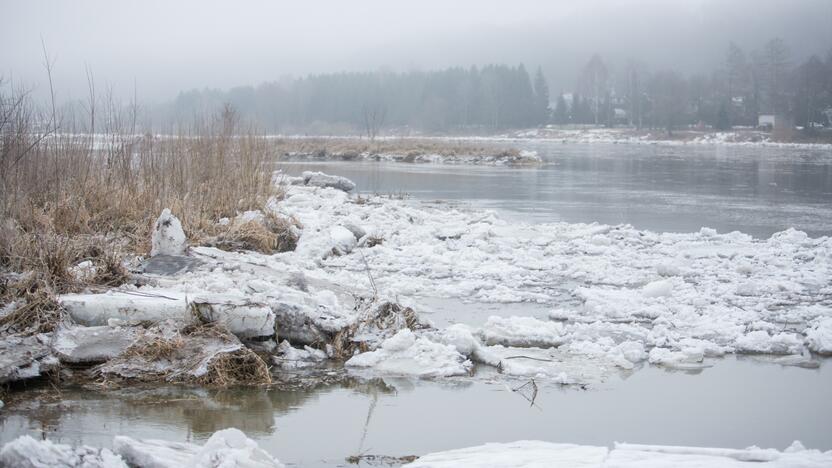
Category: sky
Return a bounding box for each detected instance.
[2,0,831,103]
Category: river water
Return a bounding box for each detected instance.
[2,141,831,465]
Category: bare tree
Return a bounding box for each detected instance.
[362,102,386,141]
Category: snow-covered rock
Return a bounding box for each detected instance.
[151,208,187,257]
[346,329,472,378]
[301,171,356,192]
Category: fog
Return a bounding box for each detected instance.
[2,0,831,103]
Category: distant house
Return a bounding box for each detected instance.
[758,114,779,129]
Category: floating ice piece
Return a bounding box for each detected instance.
[113,428,284,468]
[346,329,472,378]
[647,346,707,369]
[407,440,609,468]
[53,325,140,364]
[273,340,327,368]
[301,171,356,192]
[151,208,187,257]
[734,331,803,355]
[806,318,832,355]
[478,316,565,348]
[0,435,127,468]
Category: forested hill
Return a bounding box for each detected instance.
[164,65,549,134]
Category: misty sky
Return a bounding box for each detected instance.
[3,0,831,103]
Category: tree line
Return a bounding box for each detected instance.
[163,38,832,134]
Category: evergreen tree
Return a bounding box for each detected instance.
[533,67,551,126]
[553,93,568,124]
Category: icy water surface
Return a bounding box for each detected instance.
[1,358,830,467]
[281,141,832,238]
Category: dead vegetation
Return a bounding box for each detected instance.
[207,212,301,254]
[332,300,426,358]
[1,75,283,332]
[274,137,521,160]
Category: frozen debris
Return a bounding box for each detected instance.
[0,435,127,468]
[333,300,430,356]
[53,325,140,364]
[270,292,352,346]
[407,441,609,468]
[408,440,832,468]
[805,317,832,355]
[478,316,565,348]
[114,428,284,468]
[191,296,276,339]
[60,291,192,327]
[273,340,327,368]
[301,171,356,192]
[151,208,187,257]
[0,334,59,384]
[346,329,472,378]
[95,321,270,386]
[69,260,97,282]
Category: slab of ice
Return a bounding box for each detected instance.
[53,325,140,363]
[478,316,565,348]
[114,428,284,468]
[329,225,357,256]
[407,440,609,468]
[60,291,192,327]
[346,329,472,378]
[0,334,59,384]
[0,435,127,468]
[151,208,187,257]
[192,296,276,339]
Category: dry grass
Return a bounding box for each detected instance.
[1,79,281,332]
[196,347,272,387]
[208,212,301,254]
[332,300,423,358]
[274,137,521,159]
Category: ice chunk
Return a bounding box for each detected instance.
[648,346,706,369]
[192,296,276,339]
[735,330,803,355]
[346,329,472,377]
[329,225,357,256]
[0,334,59,384]
[151,208,187,257]
[60,291,192,327]
[53,326,140,364]
[478,316,565,348]
[407,440,609,468]
[301,171,356,192]
[0,435,127,468]
[806,318,832,355]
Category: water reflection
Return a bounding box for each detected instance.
[2,358,830,467]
